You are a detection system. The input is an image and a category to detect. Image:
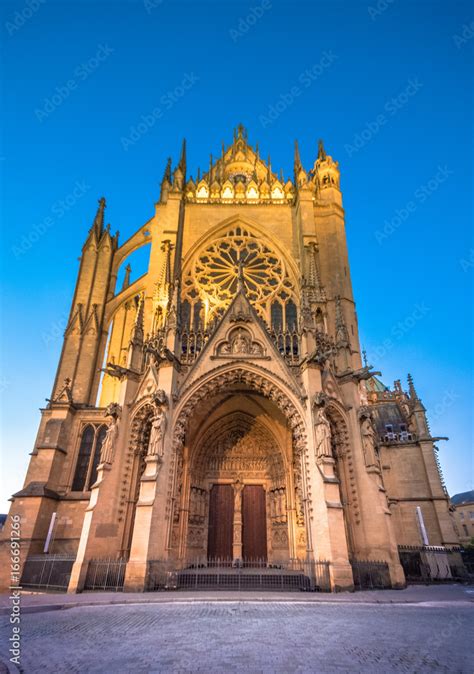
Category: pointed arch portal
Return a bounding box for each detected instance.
[169,367,309,565]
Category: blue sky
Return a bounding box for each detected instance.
[0,0,472,511]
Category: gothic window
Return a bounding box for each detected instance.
[285,300,297,331]
[89,425,107,488]
[72,424,107,492]
[182,226,297,327]
[181,300,191,331]
[315,308,324,331]
[271,301,283,331]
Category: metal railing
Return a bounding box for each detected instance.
[398,545,468,583]
[146,558,331,592]
[20,554,75,591]
[84,558,127,591]
[350,559,392,590]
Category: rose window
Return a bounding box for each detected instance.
[182,227,296,326]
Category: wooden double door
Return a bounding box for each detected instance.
[207,484,267,562]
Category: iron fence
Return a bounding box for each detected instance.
[350,559,391,590]
[398,545,468,583]
[146,558,331,592]
[84,558,127,591]
[20,554,75,591]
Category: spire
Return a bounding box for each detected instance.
[318,139,327,161]
[178,138,186,177]
[267,155,272,183]
[161,240,173,287]
[90,197,106,239]
[121,264,132,290]
[306,242,326,302]
[163,157,172,183]
[407,373,419,400]
[208,153,213,182]
[294,140,302,173]
[235,123,247,140]
[130,295,145,346]
[160,157,172,202]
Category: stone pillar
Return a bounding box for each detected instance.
[232,481,244,562]
[68,462,110,593]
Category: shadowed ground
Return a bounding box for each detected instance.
[0,585,472,673]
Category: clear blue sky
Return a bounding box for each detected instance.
[1,0,472,512]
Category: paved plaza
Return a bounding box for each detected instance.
[0,586,473,673]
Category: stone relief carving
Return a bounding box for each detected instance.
[216,328,264,357]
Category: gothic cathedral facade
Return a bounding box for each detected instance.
[0,127,460,592]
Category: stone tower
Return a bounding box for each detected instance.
[0,126,460,593]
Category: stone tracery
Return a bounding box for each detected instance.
[181,226,297,327]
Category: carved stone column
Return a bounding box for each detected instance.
[232,480,244,562]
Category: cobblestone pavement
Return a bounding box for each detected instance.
[1,601,473,673]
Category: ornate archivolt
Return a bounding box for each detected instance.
[168,366,309,540]
[172,366,307,455]
[181,224,298,328]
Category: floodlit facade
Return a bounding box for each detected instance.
[0,126,461,592]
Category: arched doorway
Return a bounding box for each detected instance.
[189,409,287,564]
[168,370,309,566]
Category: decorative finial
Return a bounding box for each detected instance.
[362,347,368,367]
[267,154,272,182]
[294,140,302,169]
[407,373,418,400]
[162,157,172,183]
[318,139,327,161]
[236,123,247,140]
[122,264,132,290]
[179,139,187,175]
[91,197,106,238]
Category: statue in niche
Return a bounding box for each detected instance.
[361,417,377,467]
[100,403,122,464]
[148,406,167,457]
[232,331,248,354]
[314,407,332,459]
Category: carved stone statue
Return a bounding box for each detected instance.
[314,407,332,459]
[232,331,248,354]
[100,403,122,464]
[361,417,377,467]
[148,407,167,457]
